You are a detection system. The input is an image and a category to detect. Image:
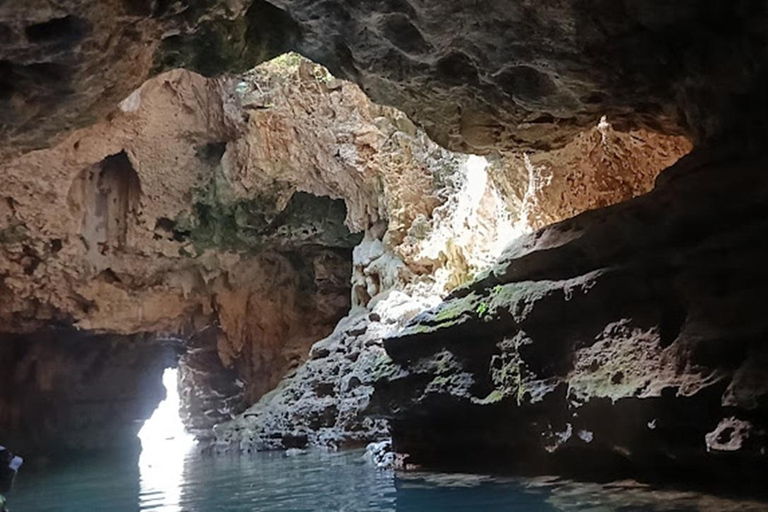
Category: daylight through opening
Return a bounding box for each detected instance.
[137,367,195,510]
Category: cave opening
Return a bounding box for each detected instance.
[137,366,194,511]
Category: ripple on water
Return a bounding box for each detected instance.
[8,450,768,512]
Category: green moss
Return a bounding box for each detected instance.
[402,317,463,337]
[486,351,529,406]
[176,171,282,254]
[485,281,550,321]
[430,375,450,387]
[371,353,399,381]
[434,294,477,323]
[405,324,437,335]
[268,52,306,71]
[312,65,334,84]
[174,162,360,256]
[0,223,27,244]
[475,388,505,405]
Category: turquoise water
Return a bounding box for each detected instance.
[7,449,767,512]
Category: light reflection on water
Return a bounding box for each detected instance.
[137,368,195,512]
[9,368,768,511]
[10,449,768,512]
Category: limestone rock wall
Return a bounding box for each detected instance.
[0,330,171,455]
[489,120,691,231]
[371,149,768,486]
[0,55,468,441]
[212,61,690,454]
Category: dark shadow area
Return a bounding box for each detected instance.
[0,329,175,459]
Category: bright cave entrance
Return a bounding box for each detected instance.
[137,367,195,511]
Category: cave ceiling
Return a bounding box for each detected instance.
[2,1,767,159]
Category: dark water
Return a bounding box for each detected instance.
[8,449,768,512]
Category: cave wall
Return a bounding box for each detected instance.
[0,56,472,446]
[371,148,768,485]
[215,247,353,405]
[0,0,307,160]
[488,121,691,231]
[0,330,171,456]
[0,33,724,464]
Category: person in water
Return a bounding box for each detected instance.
[0,446,23,512]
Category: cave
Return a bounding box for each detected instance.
[2,1,768,511]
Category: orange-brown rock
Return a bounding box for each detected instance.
[489,120,692,230]
[0,56,464,441]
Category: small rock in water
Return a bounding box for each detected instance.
[364,440,411,469]
[364,440,392,467]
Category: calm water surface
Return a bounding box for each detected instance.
[9,449,768,512]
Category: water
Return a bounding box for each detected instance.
[8,449,768,512]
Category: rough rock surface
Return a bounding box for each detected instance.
[0,330,171,455]
[0,0,309,159]
[371,149,768,486]
[215,124,689,453]
[3,1,766,159]
[5,1,766,160]
[489,120,691,231]
[0,55,481,442]
[0,49,693,455]
[1,59,364,421]
[273,1,768,152]
[214,291,436,451]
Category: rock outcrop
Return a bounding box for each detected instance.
[213,63,689,453]
[274,1,768,152]
[488,120,691,231]
[0,330,171,455]
[1,61,373,430]
[371,148,768,487]
[0,54,497,446]
[0,0,305,159]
